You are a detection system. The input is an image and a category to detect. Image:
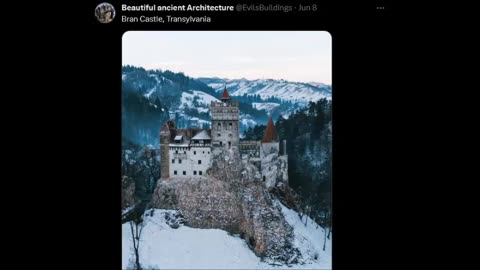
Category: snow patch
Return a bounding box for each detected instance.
[144,88,155,99]
[180,90,219,110]
[240,117,257,128]
[122,209,260,269]
[252,102,280,113]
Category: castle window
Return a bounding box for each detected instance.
[199,171,203,175]
[220,142,222,146]
[217,134,221,137]
[194,171,197,175]
[229,134,232,137]
[172,159,175,164]
[229,122,232,126]
[194,151,196,155]
[208,151,210,154]
[175,150,178,154]
[263,176,266,182]
[218,122,221,126]
[179,159,182,164]
[198,160,202,164]
[203,151,205,154]
[184,151,186,154]
[183,171,186,175]
[228,141,231,148]
[174,171,177,175]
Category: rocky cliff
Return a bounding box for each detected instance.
[152,147,301,264]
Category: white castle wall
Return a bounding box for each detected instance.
[278,155,289,185]
[169,146,211,177]
[260,142,280,188]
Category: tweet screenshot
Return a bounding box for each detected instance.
[90,1,393,269]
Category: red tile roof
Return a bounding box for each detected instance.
[221,86,230,100]
[262,117,279,143]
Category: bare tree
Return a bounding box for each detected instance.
[322,207,331,251]
[129,208,144,270]
[123,142,161,269]
[302,194,314,227]
[322,213,327,251]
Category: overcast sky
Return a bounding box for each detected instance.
[122,31,331,84]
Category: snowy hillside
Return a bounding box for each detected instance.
[307,82,329,88]
[122,203,331,269]
[122,66,332,145]
[200,78,332,103]
[179,90,219,113]
[252,102,280,114]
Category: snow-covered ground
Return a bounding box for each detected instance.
[275,200,332,269]
[122,203,331,269]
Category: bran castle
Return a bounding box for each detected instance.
[160,87,288,188]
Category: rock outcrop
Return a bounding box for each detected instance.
[152,176,243,233]
[152,147,301,264]
[270,181,301,212]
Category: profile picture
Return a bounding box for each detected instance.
[95,2,115,23]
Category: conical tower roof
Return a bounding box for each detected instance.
[262,117,279,143]
[220,85,230,100]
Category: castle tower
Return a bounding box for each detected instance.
[260,117,287,188]
[261,117,280,156]
[262,117,279,144]
[160,120,175,179]
[210,86,240,149]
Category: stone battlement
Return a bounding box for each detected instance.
[240,140,261,145]
[210,101,239,107]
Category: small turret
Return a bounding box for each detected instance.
[220,85,230,101]
[262,117,279,143]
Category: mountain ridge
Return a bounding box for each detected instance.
[197,77,331,103]
[122,66,331,145]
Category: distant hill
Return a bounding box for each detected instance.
[122,66,331,145]
[198,77,331,103]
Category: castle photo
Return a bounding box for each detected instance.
[160,86,288,188]
[122,31,332,270]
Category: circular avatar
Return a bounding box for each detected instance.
[95,3,116,23]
